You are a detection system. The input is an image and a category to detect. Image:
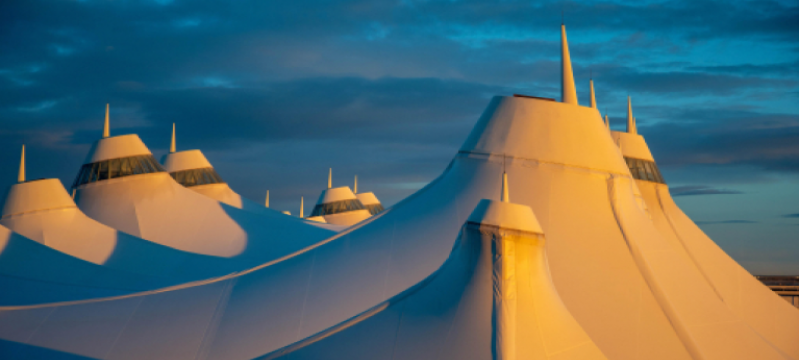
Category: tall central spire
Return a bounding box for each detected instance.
[328,168,332,189]
[354,175,358,194]
[300,196,304,218]
[18,145,25,183]
[561,24,578,105]
[102,103,110,138]
[265,190,269,208]
[589,78,597,109]
[170,123,176,153]
[627,96,637,134]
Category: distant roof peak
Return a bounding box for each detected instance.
[627,96,637,134]
[18,144,25,183]
[170,123,176,153]
[102,103,110,138]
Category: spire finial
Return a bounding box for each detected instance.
[17,145,25,183]
[589,78,597,109]
[560,24,578,105]
[627,96,637,134]
[328,168,332,189]
[605,114,610,131]
[501,172,510,203]
[354,175,358,194]
[170,123,176,153]
[103,103,110,138]
[265,190,269,208]
[300,196,304,218]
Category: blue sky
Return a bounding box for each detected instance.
[1,0,798,273]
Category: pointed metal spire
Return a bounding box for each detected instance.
[605,114,611,131]
[170,123,176,153]
[300,196,304,218]
[17,145,25,183]
[501,172,510,203]
[328,168,332,189]
[102,103,110,138]
[627,96,637,134]
[265,190,269,208]
[589,78,597,109]
[561,24,578,105]
[354,175,358,194]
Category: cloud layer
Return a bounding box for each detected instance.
[1,0,797,213]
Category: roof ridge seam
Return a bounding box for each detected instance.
[1,205,78,219]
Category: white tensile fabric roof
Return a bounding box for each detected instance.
[355,192,380,206]
[312,186,372,226]
[74,134,337,261]
[0,95,795,359]
[0,23,796,359]
[0,178,250,285]
[161,149,213,172]
[161,149,343,231]
[0,223,175,305]
[614,130,799,358]
[259,199,607,360]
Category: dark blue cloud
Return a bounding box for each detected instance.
[0,0,797,213]
[671,186,744,196]
[695,220,759,225]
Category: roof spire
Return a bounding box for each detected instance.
[265,190,269,208]
[561,24,578,105]
[501,172,510,203]
[328,168,332,189]
[17,145,25,183]
[300,196,304,218]
[627,96,637,134]
[589,78,597,109]
[170,123,176,153]
[354,175,358,194]
[605,114,610,131]
[102,103,110,138]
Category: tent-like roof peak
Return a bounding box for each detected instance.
[467,199,542,234]
[355,192,380,206]
[2,178,76,218]
[83,134,152,164]
[161,149,213,173]
[316,186,358,205]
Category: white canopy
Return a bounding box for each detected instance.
[0,96,792,359]
[0,223,174,305]
[74,134,337,260]
[311,186,371,226]
[260,199,607,359]
[614,130,799,358]
[1,178,248,283]
[161,148,342,230]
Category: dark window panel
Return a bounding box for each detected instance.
[71,155,164,188]
[169,167,225,187]
[623,156,667,184]
[119,158,132,177]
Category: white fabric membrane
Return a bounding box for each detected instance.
[0,96,795,360]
